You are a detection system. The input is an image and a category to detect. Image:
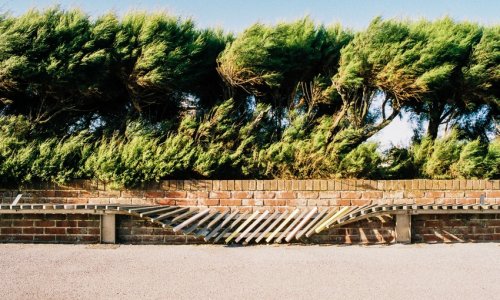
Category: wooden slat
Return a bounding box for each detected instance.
[184,210,218,235]
[296,209,327,240]
[151,207,188,222]
[305,208,339,238]
[204,210,239,242]
[255,210,288,244]
[275,210,308,243]
[315,206,351,234]
[214,212,248,243]
[238,210,270,244]
[11,194,22,205]
[171,210,197,224]
[285,207,317,242]
[266,209,300,243]
[128,206,161,214]
[226,210,260,243]
[245,210,279,244]
[140,206,177,217]
[173,209,210,233]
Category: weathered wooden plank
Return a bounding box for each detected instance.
[245,210,279,244]
[226,210,260,243]
[11,194,22,205]
[185,210,219,235]
[171,210,197,223]
[140,206,177,217]
[214,212,248,243]
[276,210,308,243]
[266,209,300,243]
[238,210,270,244]
[315,206,351,233]
[296,209,327,240]
[305,208,339,238]
[173,209,210,233]
[152,207,188,222]
[255,210,288,244]
[285,207,317,242]
[128,206,162,214]
[204,210,239,242]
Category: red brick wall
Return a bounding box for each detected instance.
[309,216,396,244]
[0,214,100,243]
[116,215,204,244]
[412,214,500,243]
[1,212,499,245]
[1,180,499,211]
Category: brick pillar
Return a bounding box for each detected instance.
[395,213,411,243]
[101,214,116,243]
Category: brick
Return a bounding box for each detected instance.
[351,200,372,206]
[220,199,242,206]
[175,199,198,206]
[248,180,256,191]
[465,191,484,198]
[66,228,87,234]
[362,191,383,199]
[242,199,264,206]
[286,199,308,206]
[254,192,275,199]
[1,228,22,234]
[22,227,44,234]
[486,191,500,198]
[187,192,209,199]
[276,191,295,199]
[425,191,444,198]
[319,191,340,199]
[55,191,79,197]
[12,220,34,227]
[445,191,464,198]
[313,180,321,191]
[415,198,434,204]
[256,180,264,190]
[209,192,230,199]
[56,221,78,227]
[307,199,329,206]
[231,192,253,199]
[164,191,186,198]
[330,199,351,206]
[234,180,242,191]
[35,220,55,227]
[263,199,286,206]
[340,192,362,199]
[297,192,319,199]
[155,199,176,205]
[78,190,99,198]
[77,220,99,227]
[227,180,235,190]
[114,198,132,205]
[198,199,219,206]
[99,190,121,198]
[45,227,66,235]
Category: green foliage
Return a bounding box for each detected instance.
[0,10,498,185]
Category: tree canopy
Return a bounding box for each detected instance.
[0,8,498,186]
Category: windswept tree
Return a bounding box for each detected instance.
[218,18,352,132]
[405,18,488,139]
[0,8,117,130]
[115,12,229,121]
[331,18,428,144]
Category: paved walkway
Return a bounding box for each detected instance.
[1,243,499,299]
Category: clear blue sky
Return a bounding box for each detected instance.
[2,0,498,32]
[1,0,498,147]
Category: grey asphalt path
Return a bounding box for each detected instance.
[0,243,499,300]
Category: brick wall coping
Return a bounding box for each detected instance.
[3,179,500,192]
